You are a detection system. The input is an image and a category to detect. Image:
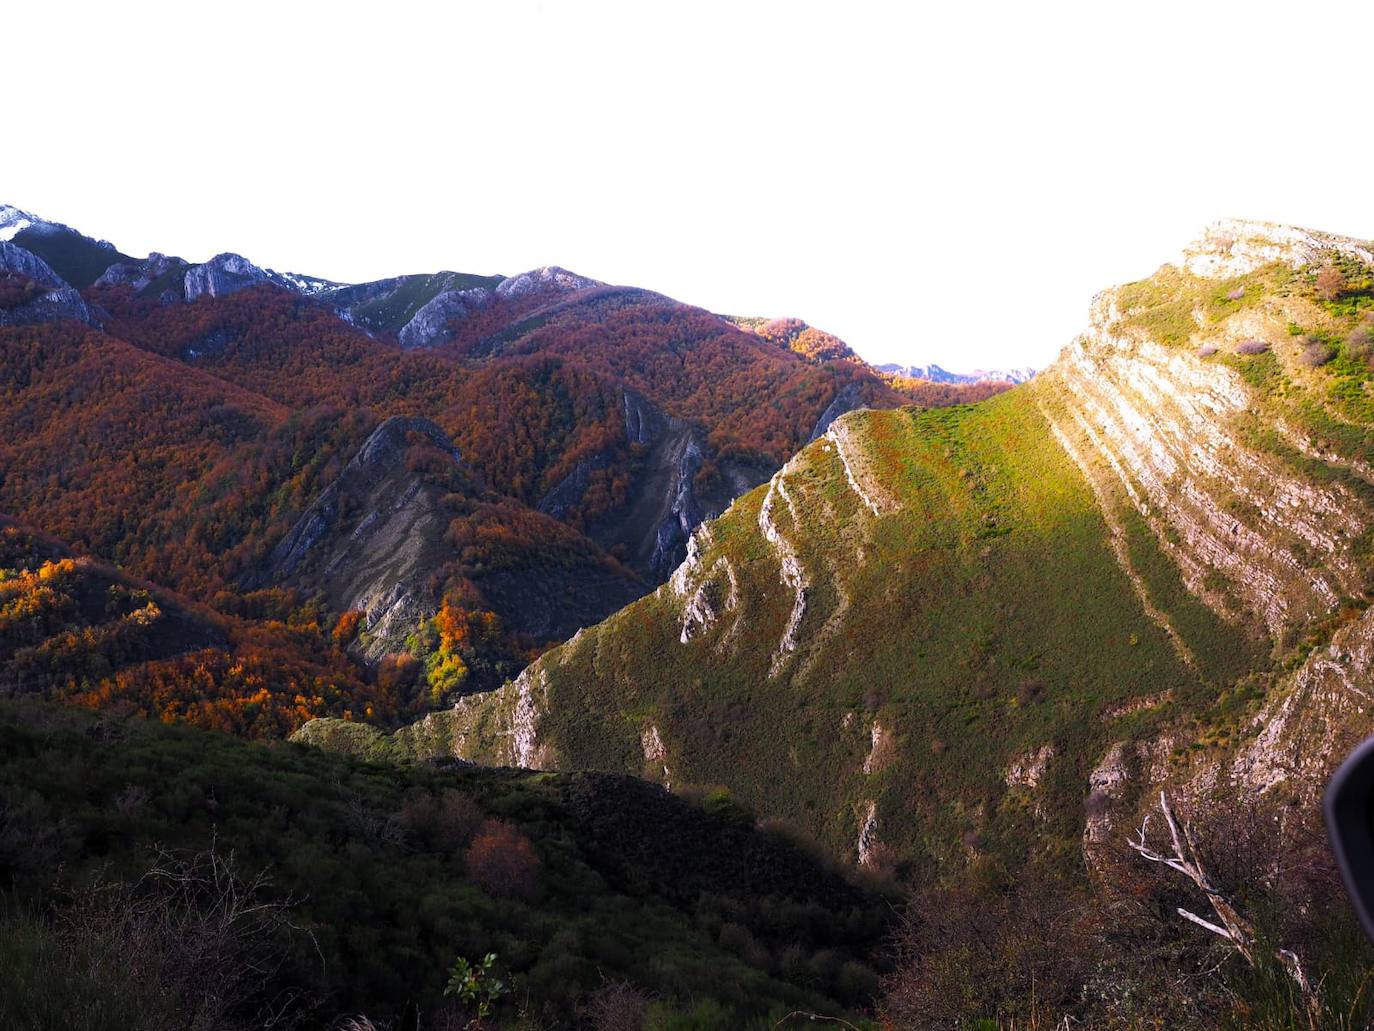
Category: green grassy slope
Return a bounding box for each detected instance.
[305,222,1374,879]
[344,271,505,331]
[11,226,127,288]
[311,392,1219,865]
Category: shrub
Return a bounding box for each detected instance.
[38,845,303,1030]
[1298,336,1337,368]
[0,273,42,311]
[443,952,508,1023]
[464,819,540,900]
[1016,677,1046,705]
[1237,339,1270,355]
[1226,286,1245,301]
[1315,264,1348,301]
[1347,319,1374,363]
[377,652,421,694]
[399,788,485,853]
[1197,344,1219,358]
[332,609,365,647]
[880,867,1092,1027]
[583,979,651,1031]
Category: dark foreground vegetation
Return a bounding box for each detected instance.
[6,695,1372,1030]
[0,699,893,1029]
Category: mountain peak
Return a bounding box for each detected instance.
[1180,217,1374,278]
[0,204,41,241]
[495,265,601,298]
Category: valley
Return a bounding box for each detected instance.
[8,207,1374,1027]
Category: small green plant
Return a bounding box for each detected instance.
[444,952,508,1021]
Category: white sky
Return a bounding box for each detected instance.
[8,1,1374,370]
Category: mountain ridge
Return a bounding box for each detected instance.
[306,217,1374,881]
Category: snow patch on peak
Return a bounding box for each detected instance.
[0,205,38,242]
[277,270,343,296]
[878,362,1037,385]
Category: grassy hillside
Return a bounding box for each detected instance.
[314,221,1374,881]
[11,225,127,288]
[323,393,1215,863]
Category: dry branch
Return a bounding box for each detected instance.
[1128,791,1320,1029]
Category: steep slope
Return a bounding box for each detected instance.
[84,250,925,582]
[0,204,129,288]
[255,414,641,668]
[0,241,94,326]
[322,220,1374,874]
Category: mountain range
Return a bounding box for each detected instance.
[8,207,1374,1026]
[876,361,1037,385]
[0,203,1007,730]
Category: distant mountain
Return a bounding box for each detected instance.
[877,361,1037,384]
[0,202,1003,731]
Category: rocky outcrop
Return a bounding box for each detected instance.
[649,434,706,579]
[1006,744,1055,790]
[825,415,894,517]
[758,461,809,676]
[0,242,95,326]
[807,382,865,441]
[641,722,670,783]
[184,252,278,301]
[1042,294,1369,637]
[577,390,768,584]
[95,252,189,301]
[397,286,493,348]
[857,801,880,868]
[494,265,600,299]
[257,416,463,659]
[623,389,664,446]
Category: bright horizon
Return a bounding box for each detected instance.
[9,0,1374,371]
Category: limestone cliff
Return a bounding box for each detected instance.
[0,241,95,327]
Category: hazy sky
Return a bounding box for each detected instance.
[9,1,1374,369]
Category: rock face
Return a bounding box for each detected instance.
[1179,218,1374,278]
[807,381,865,441]
[184,252,278,301]
[1042,307,1368,639]
[494,265,600,299]
[397,286,493,348]
[0,242,95,326]
[257,416,465,659]
[539,389,769,583]
[95,252,189,300]
[391,266,603,348]
[257,414,644,657]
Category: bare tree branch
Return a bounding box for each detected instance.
[1128,790,1320,1029]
